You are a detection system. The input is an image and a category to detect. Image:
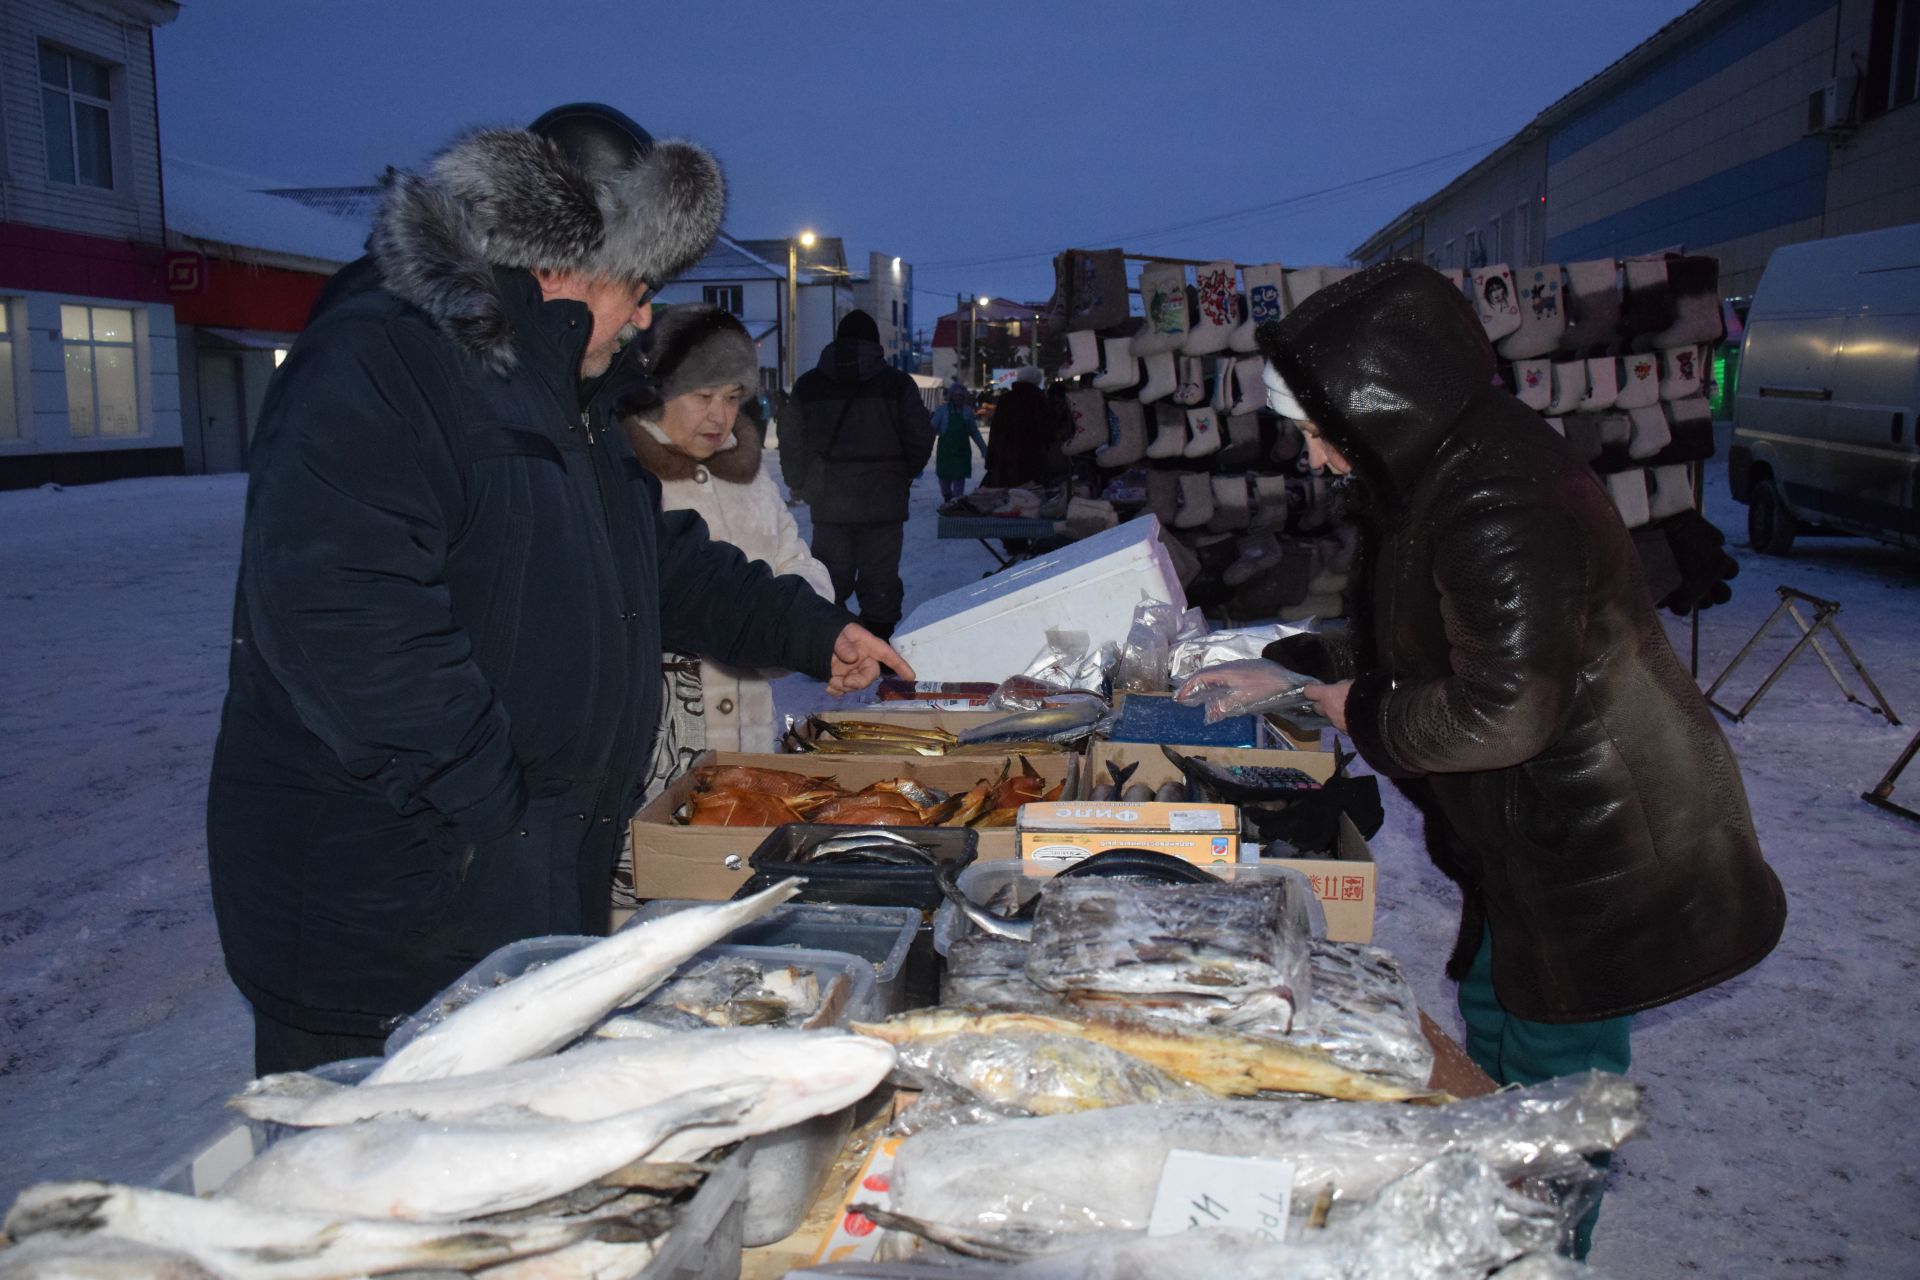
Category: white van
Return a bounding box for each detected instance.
[1729,223,1920,554]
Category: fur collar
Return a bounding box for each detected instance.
[624,416,763,483]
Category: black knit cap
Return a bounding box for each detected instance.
[529,102,655,171]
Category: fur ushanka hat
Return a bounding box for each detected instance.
[644,304,760,406]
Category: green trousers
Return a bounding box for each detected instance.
[1456,926,1632,1260]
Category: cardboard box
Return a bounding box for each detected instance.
[628,750,1072,900]
[1081,740,1378,943]
[1017,800,1241,868]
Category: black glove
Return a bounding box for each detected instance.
[1658,510,1738,615]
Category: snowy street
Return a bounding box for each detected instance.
[1,458,1916,1275]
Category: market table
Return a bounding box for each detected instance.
[935,513,1060,568]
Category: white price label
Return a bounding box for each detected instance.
[1146,1149,1295,1240]
[1166,808,1225,832]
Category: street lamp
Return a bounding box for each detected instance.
[970,294,991,389]
[785,230,816,393]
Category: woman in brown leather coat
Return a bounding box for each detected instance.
[1253,260,1786,1253]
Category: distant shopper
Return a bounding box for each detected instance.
[778,310,936,639]
[933,383,989,500]
[981,366,1053,488]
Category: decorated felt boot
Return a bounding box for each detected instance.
[1062,388,1109,456]
[1579,356,1619,410]
[1137,349,1178,403]
[1182,260,1236,355]
[1231,356,1266,414]
[1144,401,1189,459]
[1173,470,1214,529]
[1096,397,1148,468]
[1092,335,1140,392]
[1207,473,1251,532]
[1496,264,1568,360]
[1173,356,1207,407]
[1659,345,1702,400]
[1512,359,1553,412]
[1233,263,1287,351]
[1058,328,1100,379]
[1134,263,1190,355]
[1218,411,1262,468]
[1470,265,1522,341]
[1548,361,1588,414]
[1615,351,1661,409]
[1182,407,1222,459]
[1559,259,1622,353]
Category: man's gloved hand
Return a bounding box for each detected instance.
[1659,510,1739,615]
[827,624,914,695]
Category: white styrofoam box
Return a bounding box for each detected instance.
[894,514,1186,681]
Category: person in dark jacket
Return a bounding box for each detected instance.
[207,104,909,1076]
[777,310,935,639]
[1245,260,1786,1254]
[980,365,1055,488]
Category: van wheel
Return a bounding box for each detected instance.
[1749,478,1797,555]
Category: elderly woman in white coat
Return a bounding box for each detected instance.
[622,304,835,806]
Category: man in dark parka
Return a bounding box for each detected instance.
[207,105,906,1074]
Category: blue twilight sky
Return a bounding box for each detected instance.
[155,1,1699,322]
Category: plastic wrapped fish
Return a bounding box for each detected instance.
[893,1030,1216,1117]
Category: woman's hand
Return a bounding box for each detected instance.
[1303,679,1353,734]
[827,624,914,695]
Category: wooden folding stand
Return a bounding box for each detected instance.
[1864,729,1920,824]
[1702,586,1901,725]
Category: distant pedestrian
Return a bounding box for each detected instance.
[778,310,936,640]
[933,384,989,501]
[981,366,1054,488]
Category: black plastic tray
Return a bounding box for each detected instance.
[739,823,977,914]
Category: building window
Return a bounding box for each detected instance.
[891,299,899,326]
[702,285,743,315]
[0,304,18,440]
[1867,0,1920,116]
[40,45,115,189]
[61,304,139,436]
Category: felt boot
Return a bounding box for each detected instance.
[1182,260,1236,356]
[1470,265,1522,341]
[1605,470,1651,528]
[1580,357,1619,410]
[1285,266,1329,309]
[1659,345,1702,400]
[1144,401,1189,459]
[1173,470,1214,529]
[1182,407,1222,459]
[1207,473,1251,531]
[1135,263,1190,355]
[1218,411,1262,468]
[1173,356,1207,407]
[1211,357,1236,413]
[1096,397,1148,468]
[1513,359,1553,412]
[1092,335,1140,392]
[1234,263,1287,351]
[1619,256,1675,344]
[1247,473,1290,532]
[1058,328,1100,379]
[1615,352,1661,409]
[1280,592,1344,623]
[1559,259,1621,354]
[1646,464,1695,521]
[1647,256,1725,348]
[1231,356,1266,414]
[1138,349,1178,403]
[1223,532,1284,586]
[1497,265,1568,359]
[1143,466,1181,527]
[1627,404,1673,460]
[1062,388,1108,456]
[1548,361,1588,414]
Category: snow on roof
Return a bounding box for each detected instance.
[163,156,370,268]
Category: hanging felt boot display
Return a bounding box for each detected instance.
[1559,259,1621,353]
[1271,417,1303,465]
[1605,471,1651,528]
[1646,464,1695,521]
[1247,473,1290,532]
[1143,466,1181,527]
[1096,397,1148,468]
[1469,265,1522,341]
[1062,388,1109,455]
[1144,401,1189,459]
[1548,360,1588,414]
[1647,256,1724,349]
[1233,263,1287,352]
[1619,256,1676,344]
[1284,266,1329,309]
[1615,351,1661,409]
[1627,403,1673,459]
[1092,335,1140,392]
[1659,345,1702,400]
[1218,412,1262,468]
[1058,328,1101,379]
[1182,260,1236,356]
[1223,531,1284,586]
[1172,356,1207,407]
[1662,395,1715,463]
[1183,407,1223,459]
[1066,248,1130,331]
[1580,356,1620,410]
[1497,264,1568,360]
[1230,356,1266,414]
[1210,357,1236,413]
[1512,359,1553,412]
[1134,263,1190,355]
[1207,473,1252,531]
[1173,470,1214,528]
[1137,349,1178,403]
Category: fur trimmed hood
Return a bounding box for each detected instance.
[369,127,725,373]
[624,415,764,484]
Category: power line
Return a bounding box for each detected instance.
[913,136,1506,277]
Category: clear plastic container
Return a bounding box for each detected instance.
[621,900,918,1017]
[931,858,1325,954]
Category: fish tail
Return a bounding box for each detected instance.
[227,1072,348,1121]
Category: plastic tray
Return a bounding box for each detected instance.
[931,858,1325,954]
[621,900,918,1017]
[746,823,979,913]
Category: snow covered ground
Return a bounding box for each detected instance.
[1,456,1915,1275]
